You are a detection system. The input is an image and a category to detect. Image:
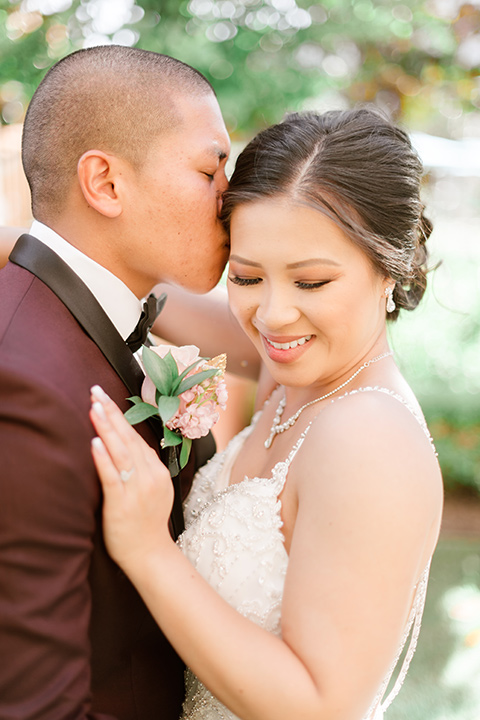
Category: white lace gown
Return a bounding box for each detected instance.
[177,388,435,720]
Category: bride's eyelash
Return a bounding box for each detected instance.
[228,276,261,286]
[295,281,329,289]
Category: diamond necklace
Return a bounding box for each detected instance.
[264,350,393,449]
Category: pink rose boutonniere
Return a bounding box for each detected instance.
[125,345,228,471]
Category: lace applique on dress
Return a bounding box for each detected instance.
[178,420,309,720]
[177,387,435,720]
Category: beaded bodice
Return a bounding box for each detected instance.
[177,387,435,720]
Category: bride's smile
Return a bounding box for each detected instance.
[262,333,314,362]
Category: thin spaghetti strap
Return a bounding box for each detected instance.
[283,384,437,469]
[382,561,431,711]
[364,560,432,717]
[333,386,437,456]
[283,422,314,468]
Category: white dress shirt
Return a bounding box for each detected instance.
[30,220,143,341]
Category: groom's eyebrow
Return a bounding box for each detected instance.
[207,141,229,161]
[210,148,228,161]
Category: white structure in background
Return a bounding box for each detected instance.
[411,133,480,177]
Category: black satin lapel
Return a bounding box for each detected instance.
[10,234,188,538]
[10,234,144,397]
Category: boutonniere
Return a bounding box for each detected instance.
[124,345,227,471]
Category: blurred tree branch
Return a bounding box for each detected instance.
[0,0,478,136]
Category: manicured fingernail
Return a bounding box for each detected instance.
[92,401,107,420]
[91,385,109,402]
[91,437,106,453]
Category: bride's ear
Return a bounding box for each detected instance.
[77,150,123,218]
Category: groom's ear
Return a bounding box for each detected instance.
[77,150,123,218]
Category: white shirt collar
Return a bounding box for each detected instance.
[30,220,143,341]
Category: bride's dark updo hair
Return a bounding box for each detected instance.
[222,107,432,321]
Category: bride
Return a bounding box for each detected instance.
[90,107,443,720]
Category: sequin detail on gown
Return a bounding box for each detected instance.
[177,387,436,720]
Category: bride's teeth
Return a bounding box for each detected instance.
[268,335,312,350]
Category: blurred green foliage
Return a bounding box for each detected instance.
[0,0,479,136]
[389,214,480,497]
[429,412,480,495]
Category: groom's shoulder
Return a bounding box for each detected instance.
[1,262,67,347]
[0,259,35,305]
[0,262,107,382]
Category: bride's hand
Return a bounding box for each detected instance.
[89,385,175,572]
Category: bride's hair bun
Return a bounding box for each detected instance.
[392,206,433,319]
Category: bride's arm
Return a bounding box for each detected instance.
[90,387,442,720]
[151,283,261,379]
[0,227,24,268]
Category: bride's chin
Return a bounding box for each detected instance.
[266,368,315,390]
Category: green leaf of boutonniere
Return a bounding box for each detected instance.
[162,427,183,447]
[126,395,143,405]
[157,395,180,424]
[176,368,219,395]
[171,358,203,394]
[180,437,192,469]
[124,402,158,424]
[142,346,175,395]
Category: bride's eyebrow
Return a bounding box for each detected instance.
[229,255,341,268]
[229,255,262,267]
[286,258,341,268]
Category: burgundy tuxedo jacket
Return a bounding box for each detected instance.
[0,235,215,720]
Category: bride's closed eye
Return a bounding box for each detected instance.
[228,276,262,286]
[295,280,330,289]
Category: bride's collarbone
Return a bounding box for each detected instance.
[228,411,308,488]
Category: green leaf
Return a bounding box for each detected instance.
[171,358,204,393]
[124,402,159,425]
[157,395,180,423]
[127,395,143,405]
[162,427,182,447]
[176,368,219,395]
[162,350,179,382]
[142,346,175,396]
[180,437,192,469]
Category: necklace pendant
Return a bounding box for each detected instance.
[264,434,274,449]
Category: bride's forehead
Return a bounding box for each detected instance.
[230,203,358,258]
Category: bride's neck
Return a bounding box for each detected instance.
[281,350,394,413]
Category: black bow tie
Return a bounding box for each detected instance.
[126,292,167,353]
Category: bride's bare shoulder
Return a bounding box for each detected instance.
[293,387,443,528]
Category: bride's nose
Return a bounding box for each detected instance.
[255,287,301,330]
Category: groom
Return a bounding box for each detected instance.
[0,46,230,719]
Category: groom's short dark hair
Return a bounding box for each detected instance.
[22,45,214,220]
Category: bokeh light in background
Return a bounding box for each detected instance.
[0,0,479,136]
